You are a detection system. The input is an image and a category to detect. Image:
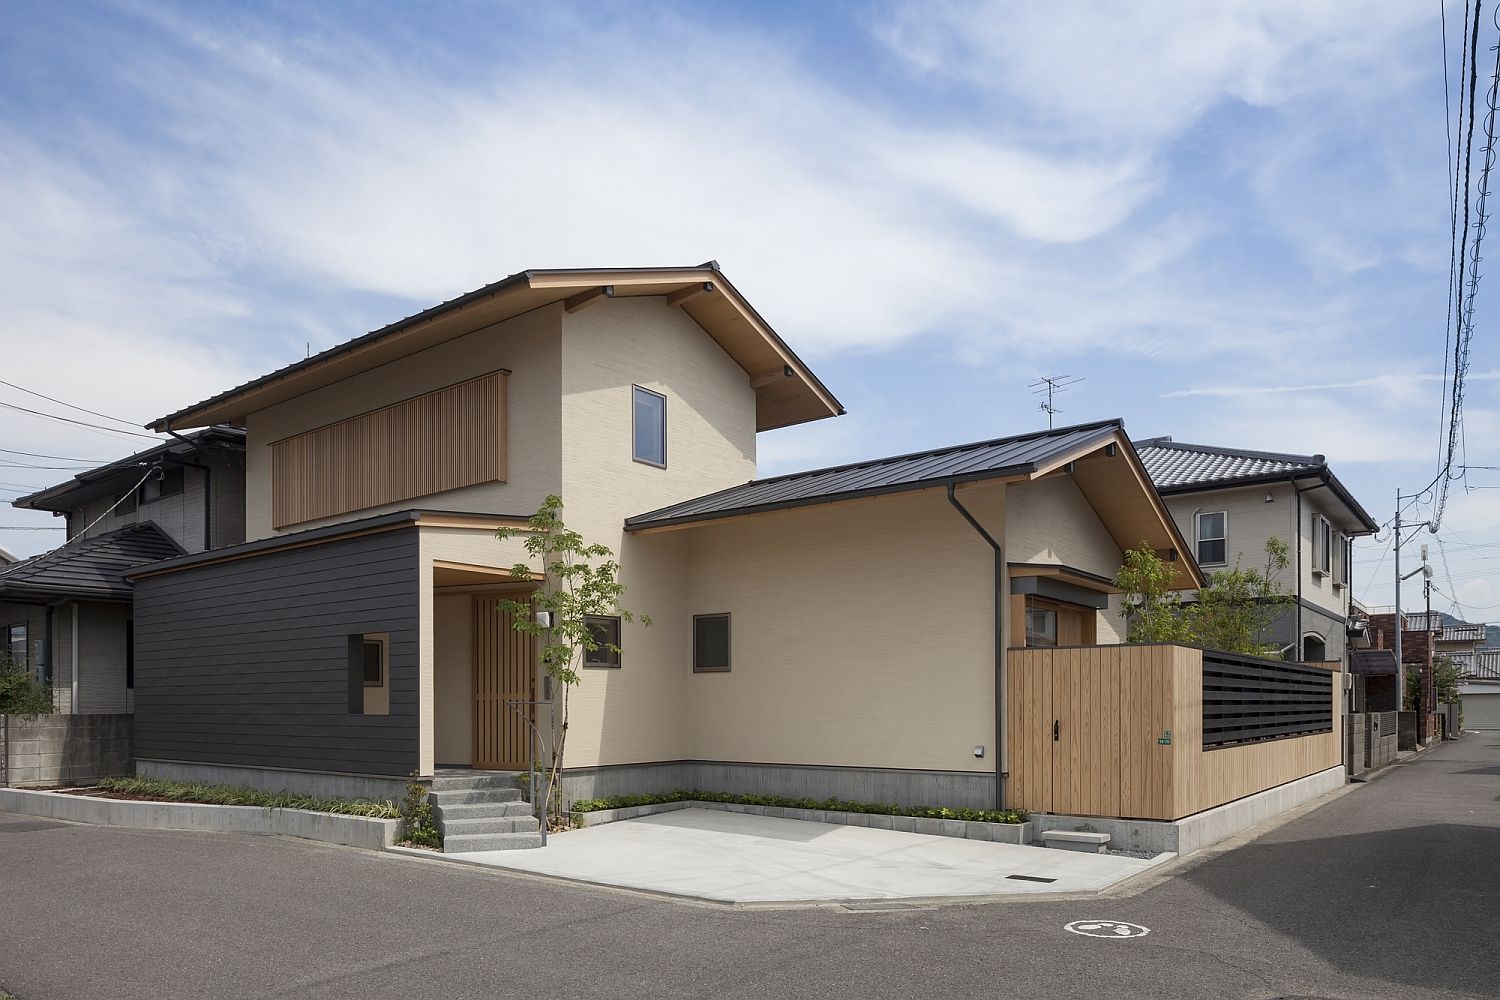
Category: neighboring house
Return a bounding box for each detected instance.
[1135,438,1378,663]
[0,427,245,712]
[127,263,1200,810]
[0,544,17,567]
[1405,613,1489,666]
[1457,648,1500,730]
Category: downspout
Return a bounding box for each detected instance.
[946,482,1005,812]
[1292,479,1303,660]
[70,603,79,715]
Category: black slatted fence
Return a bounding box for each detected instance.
[1202,651,1334,749]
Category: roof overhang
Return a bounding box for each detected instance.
[148,265,843,435]
[1155,468,1377,535]
[1035,430,1206,591]
[15,427,245,512]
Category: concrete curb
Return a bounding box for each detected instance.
[570,800,1034,845]
[0,788,399,851]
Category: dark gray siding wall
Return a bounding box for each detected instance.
[132,527,420,776]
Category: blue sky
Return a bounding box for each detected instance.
[1,1,1497,618]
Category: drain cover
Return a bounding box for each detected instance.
[1005,874,1057,883]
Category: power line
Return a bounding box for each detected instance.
[0,447,107,463]
[0,525,64,530]
[0,399,158,441]
[0,378,141,428]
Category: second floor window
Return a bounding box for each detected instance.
[633,385,666,468]
[1314,515,1333,576]
[1196,511,1227,566]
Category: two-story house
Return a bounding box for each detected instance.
[0,427,244,712]
[126,263,1199,837]
[1135,438,1378,663]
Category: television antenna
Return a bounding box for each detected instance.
[1028,375,1085,429]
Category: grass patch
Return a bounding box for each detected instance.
[570,789,1028,825]
[95,776,399,819]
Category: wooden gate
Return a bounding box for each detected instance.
[472,594,535,771]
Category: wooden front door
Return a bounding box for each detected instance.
[472,595,535,770]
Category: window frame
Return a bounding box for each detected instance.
[583,614,622,669]
[5,622,28,671]
[362,635,387,688]
[692,613,731,673]
[631,385,668,469]
[1025,608,1058,648]
[1313,515,1333,577]
[349,632,390,716]
[1196,510,1228,567]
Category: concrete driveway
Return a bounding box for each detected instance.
[428,807,1167,903]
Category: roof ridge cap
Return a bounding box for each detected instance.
[1138,438,1324,466]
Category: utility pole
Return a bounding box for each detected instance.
[1028,375,1084,430]
[1393,489,1434,711]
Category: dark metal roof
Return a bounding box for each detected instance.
[148,263,843,432]
[0,523,184,601]
[13,426,245,512]
[1349,649,1398,676]
[626,419,1122,531]
[1133,436,1378,534]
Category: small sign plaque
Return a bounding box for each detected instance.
[1157,730,1172,746]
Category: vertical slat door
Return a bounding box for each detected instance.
[473,595,535,771]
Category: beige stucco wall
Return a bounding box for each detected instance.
[1162,483,1349,623]
[554,296,759,770]
[675,481,1004,774]
[243,304,565,541]
[433,595,473,766]
[1006,475,1125,642]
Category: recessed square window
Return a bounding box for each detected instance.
[584,615,622,668]
[633,385,666,468]
[693,613,730,673]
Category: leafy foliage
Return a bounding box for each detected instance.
[570,789,1029,825]
[95,776,398,817]
[0,654,54,717]
[496,495,650,825]
[1405,654,1463,713]
[400,776,442,848]
[1115,540,1293,657]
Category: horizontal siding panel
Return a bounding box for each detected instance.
[133,527,422,777]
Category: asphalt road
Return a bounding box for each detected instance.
[1,736,1496,1000]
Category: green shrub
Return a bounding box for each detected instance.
[400,776,442,849]
[95,776,398,818]
[570,789,1028,825]
[0,655,53,717]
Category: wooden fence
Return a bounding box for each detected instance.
[1006,644,1343,821]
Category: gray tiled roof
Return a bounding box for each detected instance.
[1133,437,1322,490]
[1451,649,1500,680]
[0,523,183,601]
[627,419,1121,531]
[1405,613,1489,642]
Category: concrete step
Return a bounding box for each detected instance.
[430,772,523,792]
[440,815,540,836]
[428,787,523,806]
[443,831,544,853]
[432,800,536,823]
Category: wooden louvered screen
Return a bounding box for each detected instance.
[270,371,508,528]
[473,595,535,771]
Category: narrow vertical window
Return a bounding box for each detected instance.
[1196,511,1227,566]
[583,615,622,668]
[632,385,667,468]
[348,633,389,716]
[693,613,731,672]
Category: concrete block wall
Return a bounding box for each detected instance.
[1345,714,1366,772]
[1,714,133,786]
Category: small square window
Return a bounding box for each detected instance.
[584,615,621,668]
[693,613,730,672]
[632,385,666,468]
[1025,609,1057,647]
[1196,511,1227,566]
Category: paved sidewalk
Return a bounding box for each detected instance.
[434,807,1166,902]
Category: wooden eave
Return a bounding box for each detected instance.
[150,267,842,434]
[1030,429,1205,591]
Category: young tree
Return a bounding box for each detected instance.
[1406,654,1461,712]
[1114,539,1293,657]
[495,495,649,827]
[1113,544,1192,644]
[0,653,53,717]
[1190,537,1292,657]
